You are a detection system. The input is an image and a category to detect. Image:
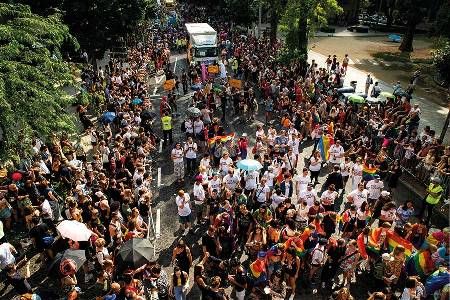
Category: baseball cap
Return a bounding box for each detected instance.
[381,191,391,197]
[382,253,394,261]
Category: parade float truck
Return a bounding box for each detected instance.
[185,23,218,66]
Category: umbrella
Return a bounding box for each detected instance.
[348,94,366,104]
[56,220,93,241]
[116,238,153,269]
[102,111,116,123]
[48,249,86,276]
[132,98,143,105]
[380,91,395,99]
[236,159,263,171]
[191,83,204,91]
[186,106,202,118]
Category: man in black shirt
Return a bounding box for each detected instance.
[5,260,32,296]
[228,264,247,299]
[202,226,221,258]
[29,216,52,261]
[322,165,343,192]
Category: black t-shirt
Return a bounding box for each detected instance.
[234,271,247,292]
[237,212,253,234]
[7,272,32,294]
[202,233,218,257]
[29,223,49,249]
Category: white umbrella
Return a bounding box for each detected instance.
[56,220,93,241]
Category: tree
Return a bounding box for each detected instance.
[0,3,79,161]
[397,0,427,52]
[224,0,258,27]
[435,0,450,38]
[280,0,342,60]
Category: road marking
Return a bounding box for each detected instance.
[153,86,157,95]
[157,167,161,187]
[156,209,161,239]
[159,140,163,153]
[156,75,164,84]
[173,56,178,73]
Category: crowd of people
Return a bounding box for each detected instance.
[0,2,449,300]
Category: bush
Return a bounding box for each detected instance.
[432,41,450,86]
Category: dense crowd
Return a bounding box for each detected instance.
[0,2,449,300]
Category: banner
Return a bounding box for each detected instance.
[207,65,219,74]
[163,79,175,91]
[229,78,242,90]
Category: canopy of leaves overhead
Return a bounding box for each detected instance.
[432,41,450,86]
[0,3,79,161]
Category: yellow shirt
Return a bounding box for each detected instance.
[162,116,172,130]
[426,183,443,205]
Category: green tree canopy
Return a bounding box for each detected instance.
[0,3,79,161]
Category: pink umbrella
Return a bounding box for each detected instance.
[56,220,93,241]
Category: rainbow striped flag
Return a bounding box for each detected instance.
[207,133,235,145]
[406,250,435,278]
[249,259,266,278]
[284,237,306,257]
[318,134,334,160]
[386,231,415,257]
[363,163,378,177]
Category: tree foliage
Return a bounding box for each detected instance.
[11,0,157,60]
[224,0,258,26]
[432,41,450,85]
[435,1,450,39]
[0,3,79,161]
[280,0,342,59]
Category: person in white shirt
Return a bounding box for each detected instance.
[255,177,271,207]
[171,143,185,183]
[283,148,297,173]
[244,170,259,195]
[219,152,233,176]
[175,190,192,232]
[263,166,276,189]
[0,242,16,270]
[184,136,198,175]
[294,168,311,197]
[222,169,240,191]
[193,117,204,136]
[299,183,319,206]
[184,119,194,136]
[340,157,352,188]
[193,179,206,224]
[199,153,211,172]
[309,238,328,285]
[351,157,363,191]
[288,133,301,162]
[346,183,369,209]
[366,174,384,205]
[270,189,286,210]
[328,140,344,166]
[309,150,322,184]
[320,184,338,211]
[208,173,221,196]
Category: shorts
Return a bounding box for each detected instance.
[0,208,12,219]
[179,214,191,224]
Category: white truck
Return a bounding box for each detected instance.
[185,23,218,65]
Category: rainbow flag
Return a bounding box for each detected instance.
[207,133,235,145]
[318,134,334,160]
[406,250,435,278]
[362,163,378,178]
[249,259,266,278]
[284,237,306,257]
[386,231,415,257]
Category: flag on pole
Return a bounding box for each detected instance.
[207,133,235,145]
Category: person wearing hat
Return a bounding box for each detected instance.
[419,177,444,225]
[373,253,394,287]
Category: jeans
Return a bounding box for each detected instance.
[163,129,173,145]
[186,158,196,174]
[173,286,186,300]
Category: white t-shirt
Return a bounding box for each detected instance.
[208,178,221,192]
[271,194,286,209]
[284,154,297,170]
[294,174,310,194]
[311,245,325,265]
[194,120,204,134]
[366,180,384,199]
[199,158,211,169]
[176,194,191,217]
[193,184,206,203]
[223,174,240,191]
[347,189,369,209]
[264,171,276,188]
[0,243,15,270]
[299,189,318,206]
[328,144,344,164]
[219,157,233,174]
[340,161,352,177]
[184,142,198,159]
[244,170,259,190]
[320,190,338,206]
[255,184,270,203]
[352,163,363,177]
[171,148,184,163]
[42,199,53,220]
[288,139,300,155]
[309,157,322,172]
[381,208,397,222]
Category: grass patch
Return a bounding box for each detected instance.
[372,51,411,63]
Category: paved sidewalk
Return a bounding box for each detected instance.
[308,50,449,144]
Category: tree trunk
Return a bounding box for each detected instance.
[298,16,308,62]
[399,20,416,52]
[270,11,279,44]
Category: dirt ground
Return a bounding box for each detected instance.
[309,35,449,106]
